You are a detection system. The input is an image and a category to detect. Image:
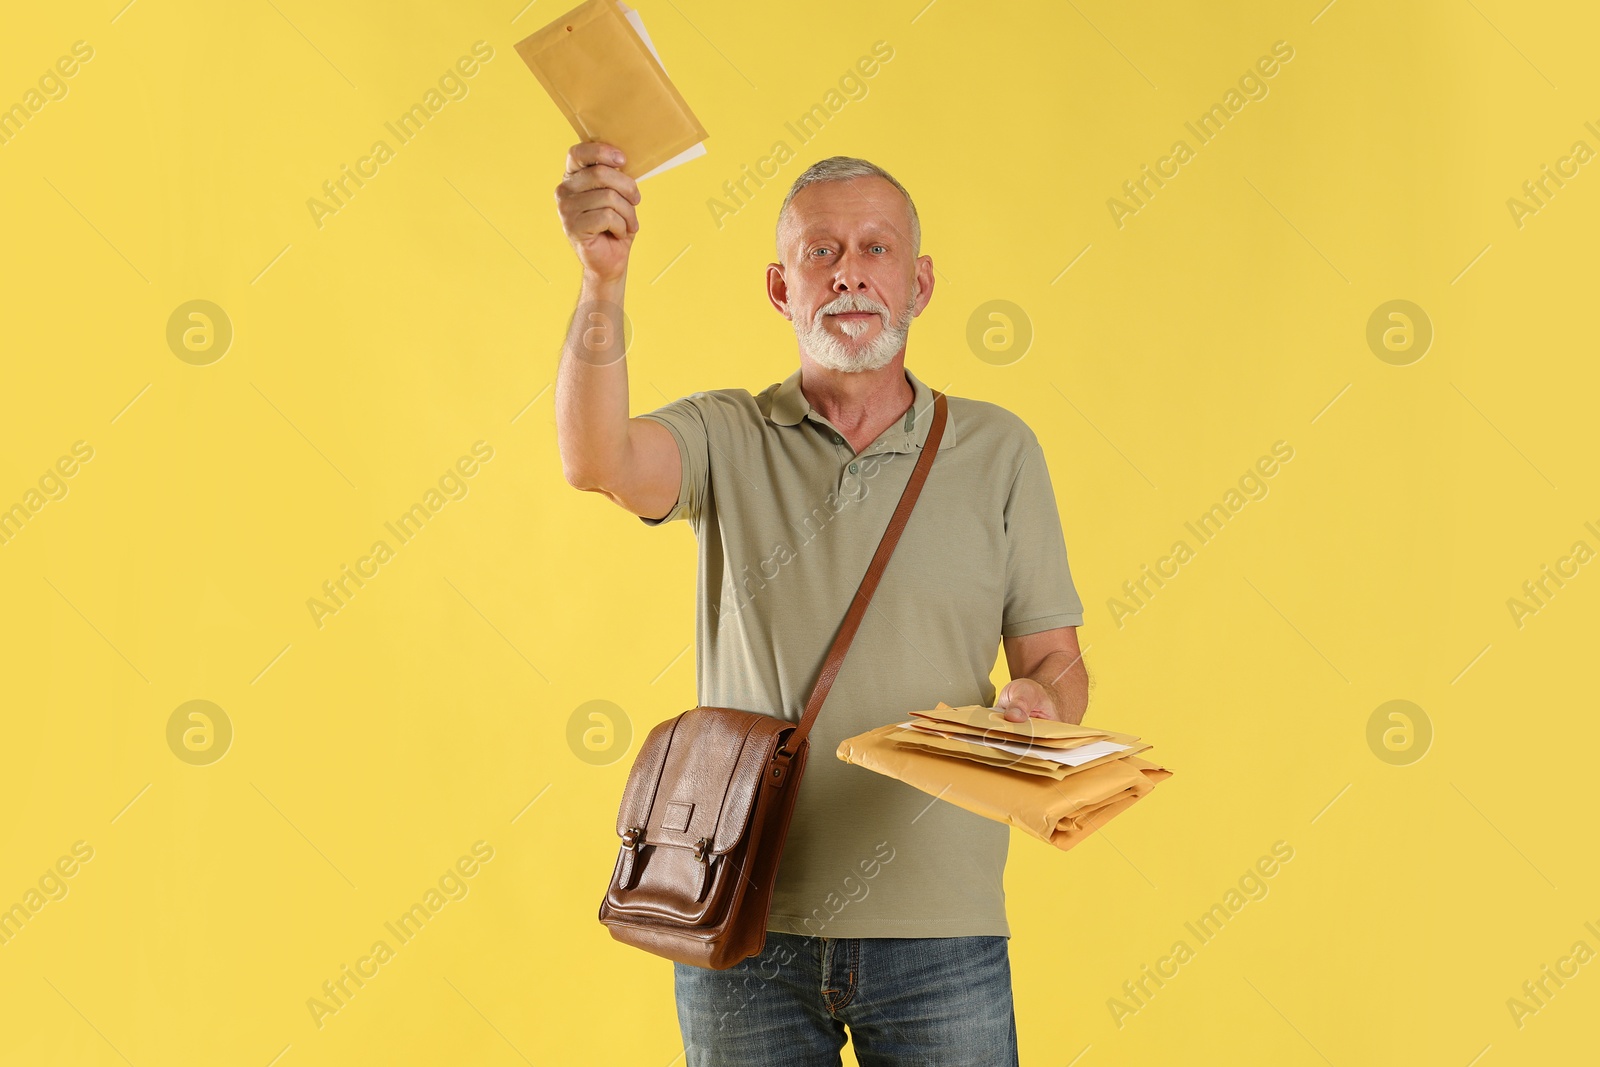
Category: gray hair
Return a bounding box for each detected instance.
[776,156,921,261]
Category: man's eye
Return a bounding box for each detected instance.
[811,248,831,257]
[871,245,886,253]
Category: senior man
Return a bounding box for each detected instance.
[554,140,1089,1066]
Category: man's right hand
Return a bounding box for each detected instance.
[553,140,680,522]
[555,140,641,282]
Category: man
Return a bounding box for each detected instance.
[554,140,1089,1066]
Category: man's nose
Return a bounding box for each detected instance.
[832,249,872,292]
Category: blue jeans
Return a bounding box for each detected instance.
[673,932,1020,1066]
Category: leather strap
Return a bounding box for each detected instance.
[778,390,948,757]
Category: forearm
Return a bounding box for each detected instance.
[1029,649,1089,725]
[555,271,632,488]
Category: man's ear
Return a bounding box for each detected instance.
[912,254,934,316]
[766,262,791,320]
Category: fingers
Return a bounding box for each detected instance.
[556,142,641,246]
[997,682,1049,721]
[560,158,641,207]
[566,187,638,234]
[996,692,1026,721]
[564,140,626,174]
[575,205,631,242]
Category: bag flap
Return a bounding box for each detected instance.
[615,707,788,855]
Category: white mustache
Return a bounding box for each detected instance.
[818,299,886,324]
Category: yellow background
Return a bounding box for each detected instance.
[2,0,1595,1063]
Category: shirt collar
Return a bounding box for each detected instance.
[763,365,958,454]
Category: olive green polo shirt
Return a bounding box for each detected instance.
[636,364,1084,938]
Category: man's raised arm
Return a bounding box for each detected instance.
[553,140,681,521]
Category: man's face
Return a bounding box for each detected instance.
[768,176,933,373]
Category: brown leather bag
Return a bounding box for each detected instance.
[598,391,949,969]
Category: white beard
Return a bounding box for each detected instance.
[794,289,917,373]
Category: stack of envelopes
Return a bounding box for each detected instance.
[836,702,1173,851]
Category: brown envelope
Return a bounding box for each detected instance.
[902,718,1144,751]
[886,731,1076,779]
[514,0,709,179]
[837,722,1173,851]
[909,702,1144,747]
[885,726,1153,778]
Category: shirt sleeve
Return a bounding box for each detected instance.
[634,393,710,527]
[1001,439,1085,636]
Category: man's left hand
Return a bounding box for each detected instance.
[995,678,1062,722]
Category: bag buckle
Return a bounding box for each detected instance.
[769,749,793,787]
[622,825,646,850]
[692,836,710,863]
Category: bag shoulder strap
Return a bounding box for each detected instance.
[780,390,948,756]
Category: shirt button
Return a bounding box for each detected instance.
[835,435,846,445]
[849,462,858,473]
